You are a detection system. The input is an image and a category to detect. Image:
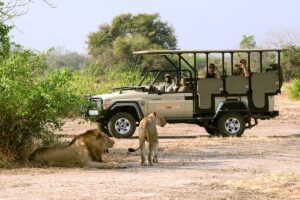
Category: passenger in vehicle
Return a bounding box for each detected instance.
[205,63,220,78]
[177,78,188,92]
[266,63,279,72]
[159,74,176,93]
[233,59,250,77]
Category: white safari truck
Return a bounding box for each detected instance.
[81,49,283,138]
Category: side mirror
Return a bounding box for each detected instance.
[84,94,91,100]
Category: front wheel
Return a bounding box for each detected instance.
[218,112,245,137]
[97,123,112,137]
[108,112,136,138]
[204,126,218,136]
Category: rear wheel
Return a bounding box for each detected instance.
[218,112,245,137]
[108,112,136,138]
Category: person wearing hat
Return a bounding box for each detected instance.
[205,63,220,78]
[159,73,176,93]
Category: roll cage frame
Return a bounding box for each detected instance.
[133,49,283,116]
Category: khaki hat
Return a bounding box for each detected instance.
[165,74,172,78]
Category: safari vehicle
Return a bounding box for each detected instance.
[81,49,283,138]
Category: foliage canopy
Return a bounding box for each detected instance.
[240,35,256,49]
[86,13,177,72]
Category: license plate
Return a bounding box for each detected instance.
[88,110,99,116]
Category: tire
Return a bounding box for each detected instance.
[204,126,218,136]
[218,112,245,137]
[97,123,112,137]
[108,112,136,138]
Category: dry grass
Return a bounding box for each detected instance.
[223,173,300,199]
[158,135,298,153]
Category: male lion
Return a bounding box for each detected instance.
[128,112,167,166]
[29,129,125,169]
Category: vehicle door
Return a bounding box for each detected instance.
[147,92,193,119]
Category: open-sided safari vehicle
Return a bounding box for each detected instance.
[81,49,283,138]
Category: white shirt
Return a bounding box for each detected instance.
[160,82,176,92]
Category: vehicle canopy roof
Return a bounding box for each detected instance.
[133,49,283,55]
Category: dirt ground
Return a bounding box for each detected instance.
[0,93,300,200]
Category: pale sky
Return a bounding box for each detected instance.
[9,0,300,54]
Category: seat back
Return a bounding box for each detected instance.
[226,76,249,94]
[251,72,279,108]
[197,78,223,109]
[178,78,188,92]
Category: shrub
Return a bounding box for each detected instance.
[287,79,300,100]
[0,49,80,162]
[72,68,142,97]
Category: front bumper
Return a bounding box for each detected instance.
[81,105,102,116]
[80,105,111,122]
[87,109,101,116]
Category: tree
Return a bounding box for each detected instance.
[262,29,300,80]
[45,47,90,70]
[86,13,177,72]
[263,28,300,48]
[112,34,168,70]
[88,13,176,57]
[240,35,256,49]
[0,18,11,58]
[0,0,55,22]
[281,45,300,80]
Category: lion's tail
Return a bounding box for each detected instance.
[128,146,140,152]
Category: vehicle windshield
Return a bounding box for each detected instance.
[139,69,192,86]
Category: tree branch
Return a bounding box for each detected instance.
[0,0,56,22]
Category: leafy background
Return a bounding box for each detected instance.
[0,1,299,163]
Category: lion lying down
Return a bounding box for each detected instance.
[29,129,126,169]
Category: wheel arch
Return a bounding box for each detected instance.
[108,102,144,122]
[213,101,251,122]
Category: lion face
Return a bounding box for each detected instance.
[98,131,115,149]
[150,112,167,127]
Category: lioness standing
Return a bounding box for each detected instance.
[128,112,167,166]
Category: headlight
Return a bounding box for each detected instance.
[103,99,112,109]
[90,98,102,110]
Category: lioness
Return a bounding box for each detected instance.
[128,112,167,166]
[29,129,125,169]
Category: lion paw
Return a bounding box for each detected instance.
[111,162,126,169]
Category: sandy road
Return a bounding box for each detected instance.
[0,93,299,200]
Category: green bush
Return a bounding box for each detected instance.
[0,49,80,162]
[0,20,11,59]
[287,79,300,100]
[72,68,142,97]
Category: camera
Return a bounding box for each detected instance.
[235,63,241,68]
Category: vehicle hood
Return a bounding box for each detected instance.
[91,90,147,101]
